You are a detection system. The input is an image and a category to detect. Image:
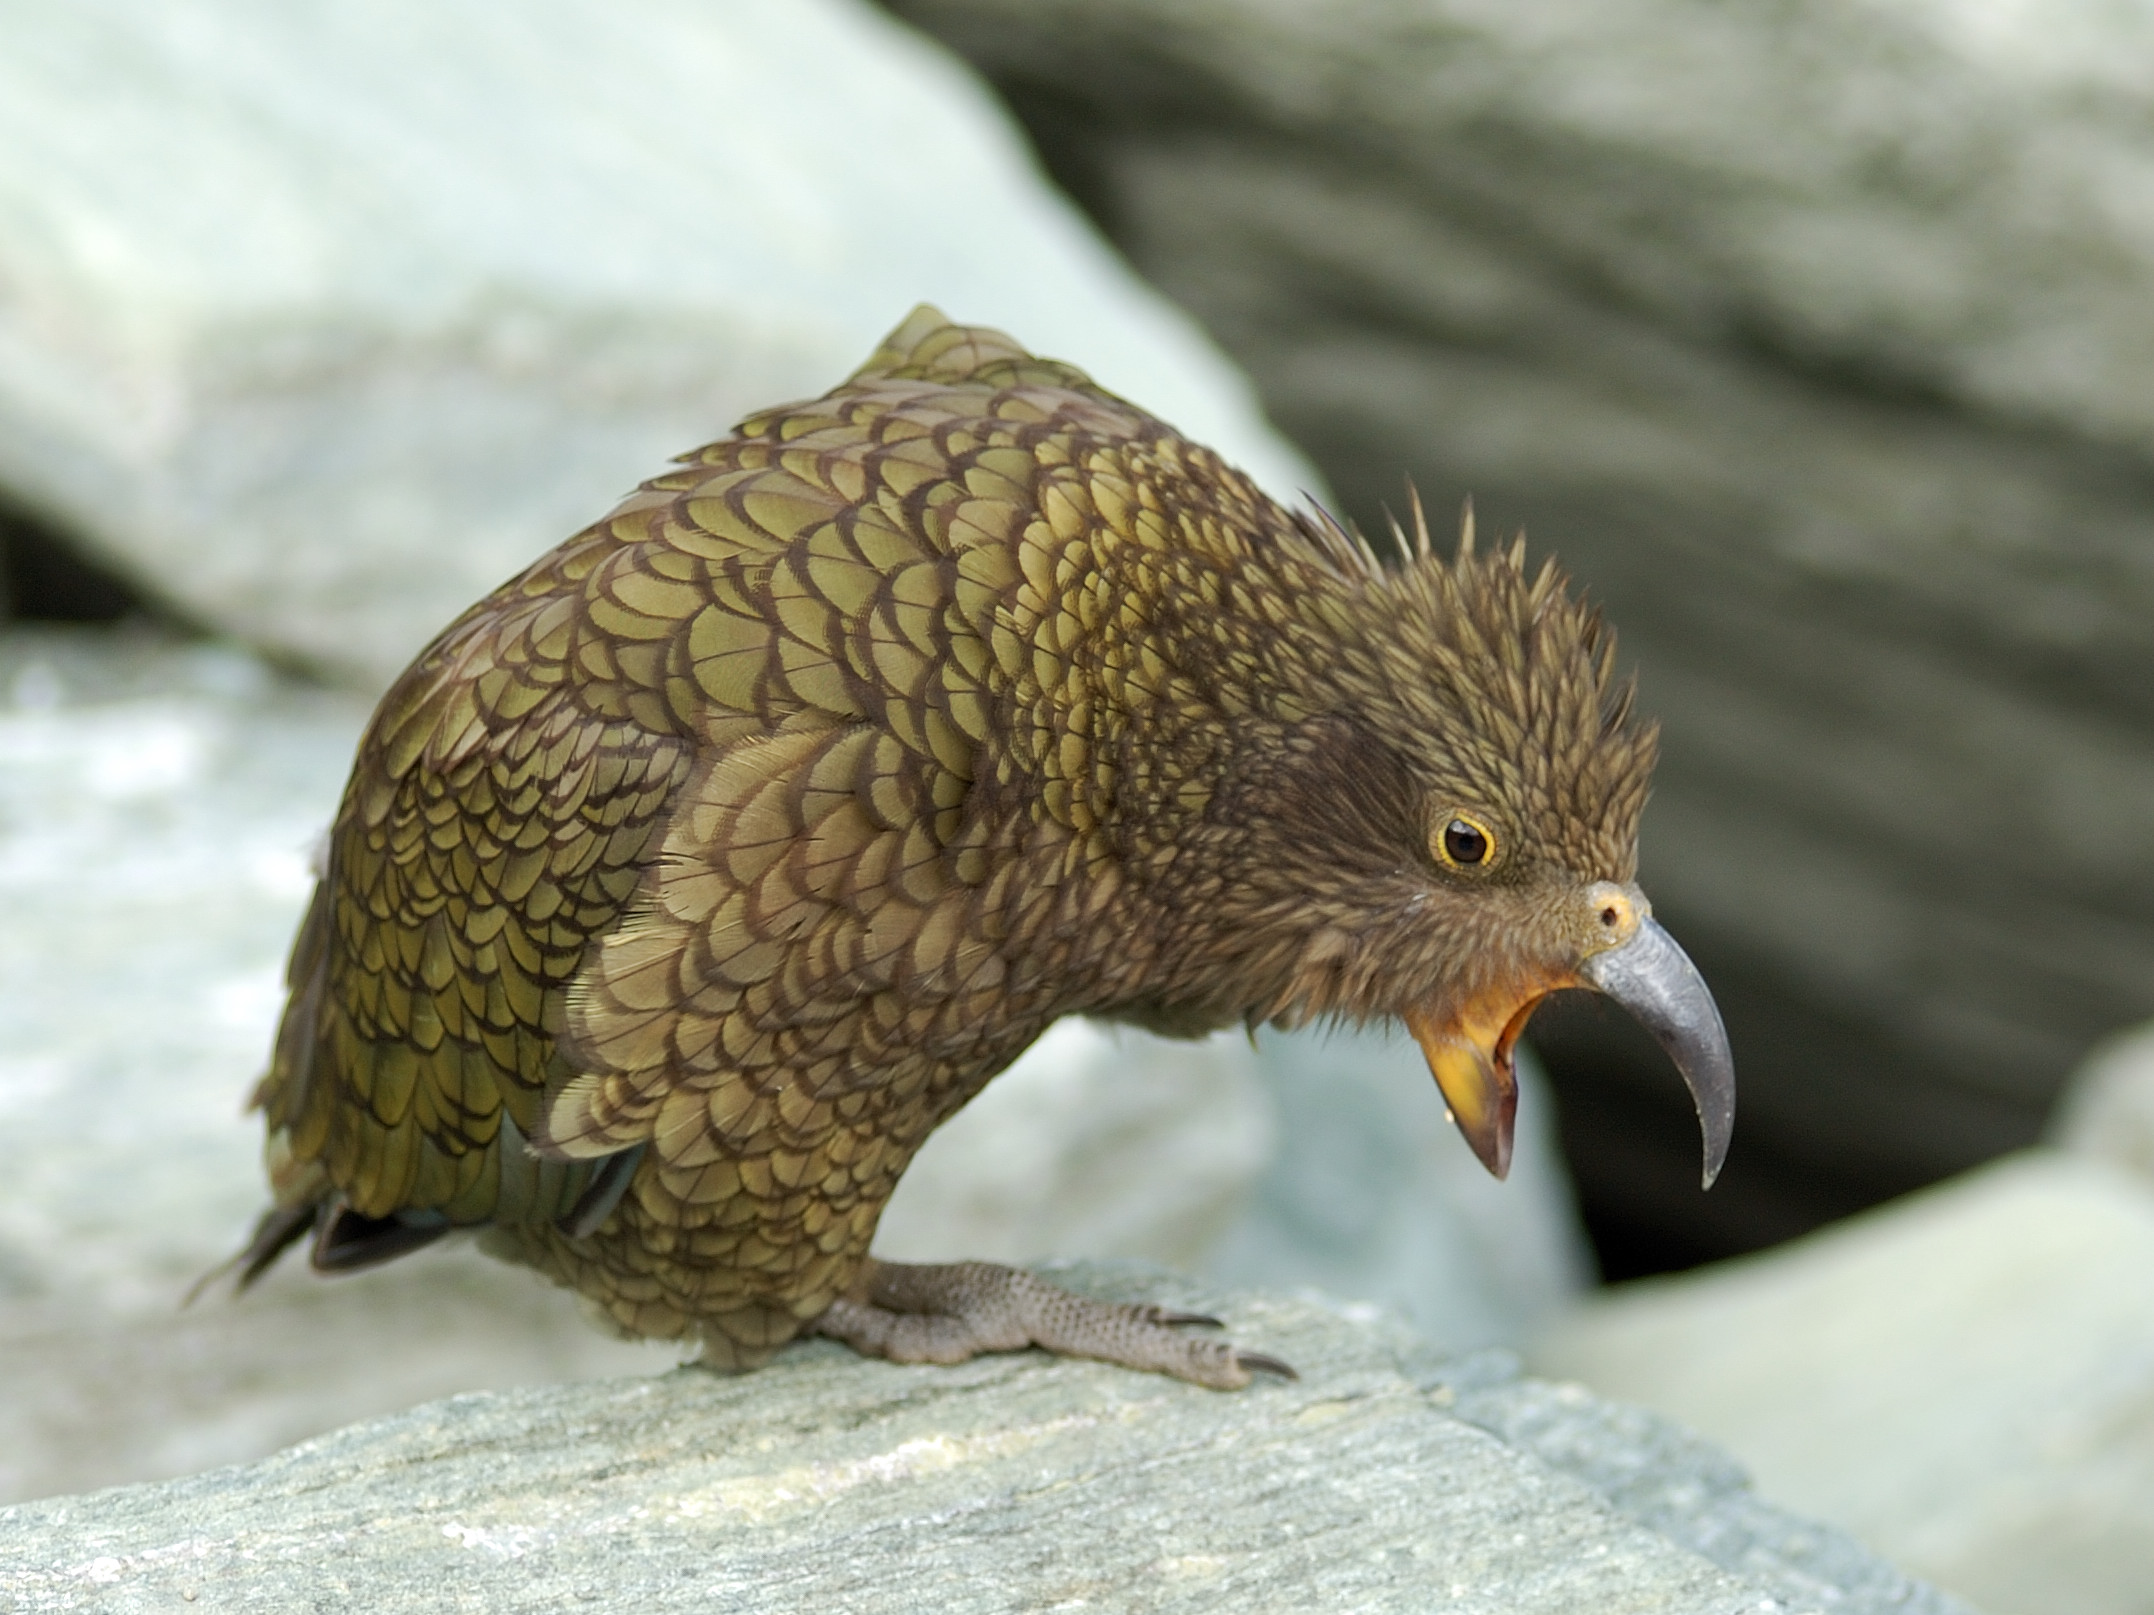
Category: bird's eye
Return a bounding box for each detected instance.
[1435,813,1496,869]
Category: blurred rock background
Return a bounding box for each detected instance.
[9,3,2154,1613]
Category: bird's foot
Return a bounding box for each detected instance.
[814,1259,1296,1390]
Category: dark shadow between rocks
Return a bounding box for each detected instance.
[1,500,162,625]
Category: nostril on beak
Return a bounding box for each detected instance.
[1584,883,1644,949]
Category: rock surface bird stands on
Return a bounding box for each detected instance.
[0,1271,1966,1615]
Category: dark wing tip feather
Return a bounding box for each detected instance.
[560,1143,647,1239]
[182,1201,320,1306]
[310,1204,451,1273]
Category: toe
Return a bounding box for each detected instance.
[1232,1350,1299,1381]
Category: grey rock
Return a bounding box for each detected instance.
[2050,1018,2154,1184]
[1438,1361,1968,1615]
[896,0,2154,456]
[876,1017,1277,1275]
[0,1268,1955,1615]
[885,0,2154,1254]
[0,0,1315,689]
[0,629,367,1318]
[0,627,682,1503]
[1208,1035,1593,1352]
[0,625,1589,1504]
[0,1250,684,1509]
[1533,1152,2154,1615]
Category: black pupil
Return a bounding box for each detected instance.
[1444,819,1488,864]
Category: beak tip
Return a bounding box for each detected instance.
[1458,1120,1513,1181]
[1484,1095,1518,1182]
[1582,916,1738,1198]
[1700,1118,1732,1191]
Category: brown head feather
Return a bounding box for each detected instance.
[1106,485,1659,1035]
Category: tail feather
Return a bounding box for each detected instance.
[185,1194,463,1307]
[182,1200,318,1306]
[240,1202,320,1288]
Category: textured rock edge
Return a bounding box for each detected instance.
[0,1266,1963,1614]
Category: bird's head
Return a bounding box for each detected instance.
[1212,500,1734,1187]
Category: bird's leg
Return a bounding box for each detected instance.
[814,1259,1296,1391]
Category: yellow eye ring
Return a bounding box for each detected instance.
[1432,811,1499,870]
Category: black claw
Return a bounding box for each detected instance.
[1234,1351,1299,1382]
[1148,1308,1225,1329]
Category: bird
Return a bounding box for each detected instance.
[225,306,1734,1389]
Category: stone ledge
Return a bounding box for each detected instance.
[0,1268,1963,1615]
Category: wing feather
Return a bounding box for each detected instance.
[255,528,697,1228]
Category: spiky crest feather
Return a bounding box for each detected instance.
[1262,489,1654,885]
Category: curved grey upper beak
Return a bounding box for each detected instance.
[1579,917,1736,1188]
